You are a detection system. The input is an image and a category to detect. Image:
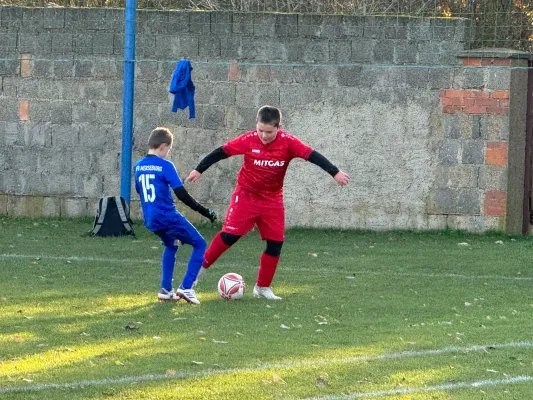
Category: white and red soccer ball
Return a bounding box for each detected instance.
[217,273,245,300]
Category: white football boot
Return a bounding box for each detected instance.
[157,288,176,302]
[176,288,200,304]
[253,285,282,300]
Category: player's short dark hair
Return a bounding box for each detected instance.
[257,105,282,127]
[148,127,173,149]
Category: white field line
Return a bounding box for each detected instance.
[305,376,533,399]
[0,341,532,394]
[1,253,532,282]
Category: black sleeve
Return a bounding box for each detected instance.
[307,150,340,178]
[173,186,211,219]
[195,147,229,173]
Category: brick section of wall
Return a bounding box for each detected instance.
[463,58,512,67]
[485,141,508,166]
[484,190,507,216]
[18,100,29,120]
[440,89,510,115]
[0,8,518,233]
[20,54,32,77]
[228,62,241,82]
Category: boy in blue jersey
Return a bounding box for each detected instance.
[134,127,216,304]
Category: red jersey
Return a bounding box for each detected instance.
[222,130,313,198]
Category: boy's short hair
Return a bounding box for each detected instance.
[148,127,173,149]
[257,105,282,127]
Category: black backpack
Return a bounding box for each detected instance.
[89,196,135,237]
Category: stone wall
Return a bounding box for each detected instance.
[0,7,528,232]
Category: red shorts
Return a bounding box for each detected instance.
[222,188,285,241]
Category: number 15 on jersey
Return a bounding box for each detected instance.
[139,174,156,203]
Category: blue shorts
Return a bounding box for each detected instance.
[154,214,205,248]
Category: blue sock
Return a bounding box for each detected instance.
[180,240,206,290]
[161,246,178,291]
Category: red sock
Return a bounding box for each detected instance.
[257,253,280,287]
[203,232,231,268]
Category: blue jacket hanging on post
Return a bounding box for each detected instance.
[169,59,195,119]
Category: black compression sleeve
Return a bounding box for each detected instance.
[173,186,211,218]
[196,147,229,173]
[307,150,340,177]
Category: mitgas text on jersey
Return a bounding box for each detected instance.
[253,159,286,167]
[135,165,163,172]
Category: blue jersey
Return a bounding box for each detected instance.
[134,155,183,231]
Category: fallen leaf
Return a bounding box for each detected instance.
[280,324,290,329]
[316,372,328,388]
[166,369,176,375]
[115,360,124,365]
[272,373,286,384]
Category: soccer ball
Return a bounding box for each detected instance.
[217,273,245,300]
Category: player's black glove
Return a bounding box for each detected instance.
[208,209,217,223]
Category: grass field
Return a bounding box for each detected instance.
[0,216,532,399]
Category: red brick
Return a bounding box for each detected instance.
[481,58,511,66]
[463,58,482,66]
[441,96,466,106]
[443,89,467,98]
[228,63,241,82]
[485,142,508,165]
[486,106,509,115]
[20,54,32,78]
[468,90,490,99]
[491,90,509,99]
[441,97,455,106]
[464,98,476,106]
[484,191,506,216]
[487,142,507,150]
[475,98,498,107]
[443,105,462,114]
[497,99,510,108]
[18,100,29,121]
[464,105,487,114]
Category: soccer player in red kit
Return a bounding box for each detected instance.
[186,106,350,300]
